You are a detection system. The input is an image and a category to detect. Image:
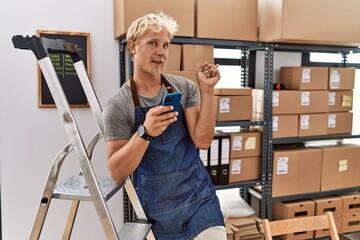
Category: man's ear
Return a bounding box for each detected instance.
[127,40,136,54]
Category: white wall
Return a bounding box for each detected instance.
[0,0,124,239]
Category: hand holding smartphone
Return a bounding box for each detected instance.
[162,92,182,112]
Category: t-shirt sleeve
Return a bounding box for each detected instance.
[103,98,133,141]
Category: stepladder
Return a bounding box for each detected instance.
[12,35,154,240]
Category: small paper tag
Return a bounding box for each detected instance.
[302,68,311,83]
[300,115,310,130]
[277,157,288,175]
[342,95,352,107]
[232,136,243,151]
[301,92,310,106]
[328,92,336,106]
[328,114,336,128]
[273,92,279,107]
[339,159,348,172]
[273,116,279,131]
[219,98,230,113]
[245,137,256,150]
[231,160,241,174]
[330,70,340,89]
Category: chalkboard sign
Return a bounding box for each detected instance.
[36,30,90,108]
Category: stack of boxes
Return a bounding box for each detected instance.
[272,192,360,239]
[225,215,263,240]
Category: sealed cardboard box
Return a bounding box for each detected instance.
[342,213,360,233]
[182,44,214,71]
[280,67,329,90]
[229,130,262,158]
[273,114,299,138]
[327,112,353,135]
[340,192,360,214]
[272,200,315,240]
[196,0,258,41]
[298,113,328,137]
[252,89,301,115]
[320,144,360,191]
[328,90,353,112]
[214,89,252,121]
[113,0,195,38]
[299,90,329,113]
[163,44,182,71]
[229,156,260,183]
[258,0,360,46]
[329,67,356,90]
[272,146,323,197]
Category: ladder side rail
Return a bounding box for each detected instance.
[30,144,73,240]
[38,56,119,239]
[62,132,103,239]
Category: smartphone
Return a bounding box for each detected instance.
[162,92,182,112]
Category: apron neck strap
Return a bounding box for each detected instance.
[130,74,174,107]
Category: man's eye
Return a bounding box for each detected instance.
[164,44,169,49]
[150,42,156,47]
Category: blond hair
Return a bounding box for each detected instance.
[126,11,178,42]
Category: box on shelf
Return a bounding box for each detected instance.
[327,112,353,135]
[280,67,329,90]
[229,130,262,158]
[258,0,360,46]
[342,212,360,233]
[113,0,195,38]
[229,156,261,183]
[298,113,328,137]
[319,144,360,192]
[340,192,360,214]
[272,114,299,139]
[214,88,252,121]
[272,146,323,197]
[328,90,353,112]
[181,44,214,71]
[272,199,315,240]
[196,0,258,41]
[299,90,329,113]
[163,44,182,71]
[329,67,356,90]
[315,215,342,238]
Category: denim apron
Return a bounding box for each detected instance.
[130,76,224,240]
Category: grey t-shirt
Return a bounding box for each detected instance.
[103,73,200,141]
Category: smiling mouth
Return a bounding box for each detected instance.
[151,59,163,64]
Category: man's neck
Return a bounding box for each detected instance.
[133,72,162,97]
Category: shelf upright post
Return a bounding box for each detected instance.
[241,48,250,87]
[263,43,275,220]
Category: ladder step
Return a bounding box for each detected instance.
[118,222,152,240]
[53,175,124,201]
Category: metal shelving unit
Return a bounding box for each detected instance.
[263,42,360,220]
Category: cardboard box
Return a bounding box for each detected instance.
[229,130,262,158]
[181,44,214,71]
[272,200,315,240]
[214,89,252,121]
[313,196,343,216]
[342,213,360,233]
[299,90,329,113]
[298,113,328,137]
[258,0,360,46]
[327,112,353,135]
[252,89,301,115]
[280,67,329,90]
[340,193,360,214]
[329,68,356,90]
[272,114,299,139]
[272,146,323,197]
[328,90,353,112]
[320,144,360,191]
[196,0,258,41]
[229,156,261,183]
[163,44,181,71]
[113,0,195,38]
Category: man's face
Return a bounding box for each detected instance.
[133,29,171,77]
